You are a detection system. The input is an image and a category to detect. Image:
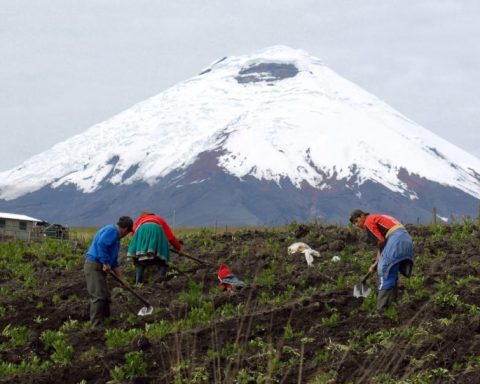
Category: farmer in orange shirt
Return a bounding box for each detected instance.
[350,209,414,310]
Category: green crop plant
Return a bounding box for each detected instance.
[320,309,340,326]
[409,352,437,368]
[145,320,172,339]
[51,294,62,305]
[413,288,431,300]
[284,263,295,274]
[434,291,462,308]
[404,274,426,290]
[172,301,214,331]
[312,370,338,384]
[110,351,147,381]
[234,368,262,384]
[259,284,295,306]
[325,340,350,354]
[450,221,476,241]
[39,329,74,365]
[1,324,31,348]
[384,306,398,321]
[80,346,100,362]
[215,303,245,319]
[455,275,479,290]
[333,274,357,290]
[360,292,377,313]
[51,338,74,365]
[466,303,480,315]
[255,264,276,289]
[400,326,433,349]
[465,355,480,369]
[178,280,205,307]
[430,224,447,239]
[189,367,209,383]
[67,294,78,302]
[437,314,457,327]
[264,238,281,257]
[313,347,333,364]
[319,282,336,293]
[220,342,242,363]
[283,323,304,340]
[171,359,192,384]
[105,328,143,350]
[10,262,36,288]
[361,329,396,355]
[0,355,50,378]
[182,302,214,329]
[59,319,80,333]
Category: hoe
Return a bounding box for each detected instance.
[108,271,154,316]
[353,271,372,298]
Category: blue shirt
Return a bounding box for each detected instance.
[85,224,121,268]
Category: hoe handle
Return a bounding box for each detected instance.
[108,271,152,307]
[170,248,212,266]
[361,271,372,284]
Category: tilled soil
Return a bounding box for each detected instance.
[1,223,480,383]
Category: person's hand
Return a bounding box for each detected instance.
[102,264,111,272]
[368,262,378,273]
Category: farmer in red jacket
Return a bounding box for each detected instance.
[350,209,414,310]
[127,211,181,284]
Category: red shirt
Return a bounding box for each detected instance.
[132,214,181,250]
[364,214,400,244]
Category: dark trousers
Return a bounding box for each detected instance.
[84,260,110,327]
[134,258,168,284]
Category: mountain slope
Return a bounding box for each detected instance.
[0,46,479,225]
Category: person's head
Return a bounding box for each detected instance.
[117,216,134,237]
[138,211,154,218]
[349,209,369,228]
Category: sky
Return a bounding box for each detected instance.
[1,0,479,171]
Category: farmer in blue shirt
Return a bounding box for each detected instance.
[84,216,133,327]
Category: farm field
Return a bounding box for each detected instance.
[1,222,480,383]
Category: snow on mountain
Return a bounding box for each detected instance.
[1,45,479,207]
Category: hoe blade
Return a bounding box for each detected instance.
[353,283,371,298]
[137,306,154,316]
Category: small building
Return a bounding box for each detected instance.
[0,212,42,241]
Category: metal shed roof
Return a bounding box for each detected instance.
[0,212,42,222]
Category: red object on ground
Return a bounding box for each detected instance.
[218,263,234,290]
[218,263,233,280]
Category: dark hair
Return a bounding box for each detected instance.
[349,209,368,224]
[117,216,133,232]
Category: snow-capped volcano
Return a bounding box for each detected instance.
[1,46,479,225]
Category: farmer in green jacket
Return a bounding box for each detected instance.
[84,216,133,327]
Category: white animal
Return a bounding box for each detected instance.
[287,242,321,267]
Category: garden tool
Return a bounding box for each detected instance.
[108,271,154,316]
[170,248,213,267]
[353,271,372,298]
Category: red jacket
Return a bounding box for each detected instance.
[132,214,181,250]
[364,214,400,244]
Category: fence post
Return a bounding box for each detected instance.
[432,207,437,225]
[478,201,480,226]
